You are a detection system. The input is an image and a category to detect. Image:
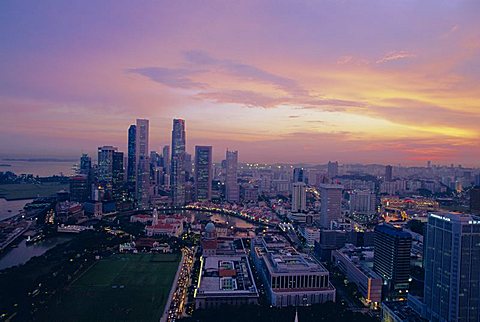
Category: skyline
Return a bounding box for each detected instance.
[1,1,480,165]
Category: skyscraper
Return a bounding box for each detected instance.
[385,165,393,182]
[171,119,186,206]
[112,151,124,202]
[135,119,149,209]
[127,124,136,184]
[162,145,170,175]
[349,190,376,216]
[424,213,480,321]
[292,182,307,213]
[97,145,117,193]
[225,150,239,202]
[293,168,304,183]
[373,224,412,300]
[319,184,343,228]
[195,146,213,201]
[327,161,338,179]
[79,153,92,175]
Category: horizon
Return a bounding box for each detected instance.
[1,1,480,166]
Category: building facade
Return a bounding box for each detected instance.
[135,119,150,209]
[225,150,239,203]
[195,146,213,201]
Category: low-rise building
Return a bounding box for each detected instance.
[252,234,336,307]
[331,245,383,306]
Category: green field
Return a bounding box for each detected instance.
[47,253,180,322]
[0,183,68,200]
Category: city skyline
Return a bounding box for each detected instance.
[1,1,480,165]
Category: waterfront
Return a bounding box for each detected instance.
[0,236,71,271]
[0,160,74,177]
[0,198,33,221]
[157,209,255,230]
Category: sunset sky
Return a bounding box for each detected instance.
[1,1,479,165]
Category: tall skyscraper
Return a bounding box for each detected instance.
[293,168,304,183]
[225,150,239,202]
[385,165,393,182]
[97,145,117,192]
[79,153,92,175]
[424,213,480,321]
[373,224,412,300]
[162,145,170,175]
[292,182,307,213]
[127,124,136,184]
[171,119,186,206]
[327,161,338,179]
[112,151,124,202]
[194,146,213,201]
[319,184,343,228]
[135,119,149,209]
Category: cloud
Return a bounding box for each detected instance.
[127,67,208,89]
[376,51,415,64]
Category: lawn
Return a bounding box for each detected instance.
[0,183,68,200]
[46,253,181,322]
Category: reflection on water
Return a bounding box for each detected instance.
[159,210,255,229]
[0,198,33,221]
[0,236,71,271]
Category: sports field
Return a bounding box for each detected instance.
[49,253,180,322]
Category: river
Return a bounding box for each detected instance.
[0,198,33,221]
[0,236,71,271]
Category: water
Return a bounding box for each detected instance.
[0,236,71,271]
[0,160,75,177]
[159,210,255,229]
[0,198,33,221]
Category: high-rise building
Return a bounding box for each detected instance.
[349,190,376,215]
[162,145,170,175]
[127,124,136,184]
[112,151,124,202]
[194,146,212,201]
[291,182,307,213]
[423,213,480,322]
[171,119,186,206]
[97,145,117,192]
[319,184,343,228]
[385,165,393,182]
[293,168,304,183]
[373,224,412,300]
[69,175,90,202]
[79,154,92,175]
[135,119,149,209]
[225,150,239,202]
[327,161,338,179]
[470,187,480,214]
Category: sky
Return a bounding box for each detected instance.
[1,1,479,165]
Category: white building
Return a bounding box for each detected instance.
[252,234,336,307]
[349,190,376,215]
[292,182,307,213]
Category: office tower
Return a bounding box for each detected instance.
[127,124,136,183]
[293,168,304,183]
[349,190,376,215]
[79,154,92,175]
[475,174,480,187]
[162,145,170,175]
[424,213,480,321]
[327,161,338,179]
[225,150,239,202]
[135,119,149,209]
[373,224,412,300]
[385,165,393,182]
[471,187,480,214]
[112,151,124,202]
[184,152,193,178]
[69,175,89,202]
[171,119,186,206]
[319,184,343,228]
[97,145,117,192]
[292,182,307,213]
[195,146,213,201]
